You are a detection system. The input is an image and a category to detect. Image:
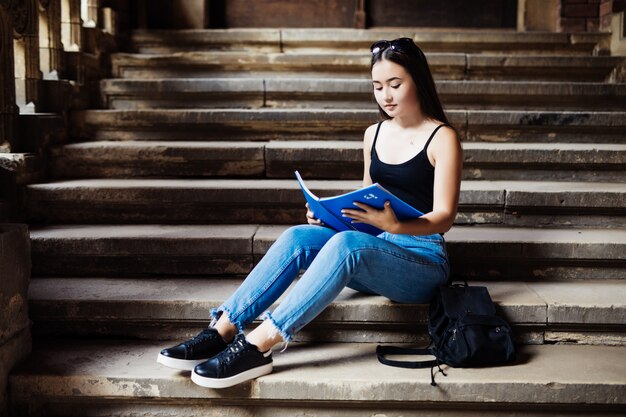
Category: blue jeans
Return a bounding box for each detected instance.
[212,225,449,342]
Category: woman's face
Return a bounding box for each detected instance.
[371,58,419,118]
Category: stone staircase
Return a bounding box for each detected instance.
[9,28,626,415]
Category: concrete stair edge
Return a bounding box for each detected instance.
[109,52,622,81]
[9,340,626,410]
[26,224,626,279]
[47,140,626,182]
[27,277,626,328]
[22,179,626,229]
[98,78,626,111]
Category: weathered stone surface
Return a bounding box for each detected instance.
[130,28,607,56]
[131,28,283,53]
[17,402,625,417]
[0,329,30,417]
[27,278,556,342]
[69,109,381,141]
[99,78,626,110]
[438,80,626,110]
[111,52,373,79]
[253,225,288,257]
[255,225,626,280]
[462,142,626,181]
[0,153,43,185]
[0,224,31,417]
[110,51,622,81]
[530,281,626,325]
[545,331,626,346]
[29,225,258,276]
[446,226,626,279]
[9,340,626,410]
[0,225,30,344]
[266,140,363,180]
[100,78,266,109]
[467,55,622,81]
[466,110,626,142]
[69,109,625,142]
[267,141,626,181]
[445,226,626,260]
[24,179,623,226]
[50,141,265,178]
[48,140,626,181]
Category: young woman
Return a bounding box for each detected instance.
[157,37,462,389]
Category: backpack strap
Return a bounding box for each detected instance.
[376,345,436,368]
[376,345,448,386]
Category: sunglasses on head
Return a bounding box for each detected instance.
[370,37,415,55]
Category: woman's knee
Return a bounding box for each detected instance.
[280,224,317,241]
[321,231,372,271]
[277,224,335,249]
[326,231,369,252]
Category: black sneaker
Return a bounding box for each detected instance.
[157,327,228,371]
[191,334,273,388]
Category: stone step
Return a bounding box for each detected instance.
[24,179,626,228]
[27,277,626,346]
[9,340,626,416]
[29,225,626,279]
[255,225,626,281]
[100,78,626,111]
[69,109,626,142]
[130,28,609,56]
[49,140,626,182]
[110,51,622,82]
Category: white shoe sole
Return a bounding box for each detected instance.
[191,362,273,388]
[156,353,207,371]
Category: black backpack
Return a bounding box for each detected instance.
[377,281,516,386]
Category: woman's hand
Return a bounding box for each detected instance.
[305,203,323,226]
[341,201,400,233]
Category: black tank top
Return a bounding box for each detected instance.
[369,121,449,214]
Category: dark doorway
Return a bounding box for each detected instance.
[368,0,518,29]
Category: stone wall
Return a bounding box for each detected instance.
[0,1,127,414]
[0,224,31,417]
[561,0,614,32]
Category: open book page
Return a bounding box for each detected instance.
[295,171,355,233]
[295,171,424,236]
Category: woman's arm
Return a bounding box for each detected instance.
[362,123,377,187]
[344,126,463,235]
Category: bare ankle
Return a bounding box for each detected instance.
[214,314,237,343]
[246,320,284,352]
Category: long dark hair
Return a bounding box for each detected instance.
[371,40,449,125]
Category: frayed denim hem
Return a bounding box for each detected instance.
[210,306,245,334]
[262,311,292,346]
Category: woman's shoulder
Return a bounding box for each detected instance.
[365,121,383,135]
[429,121,458,142]
[363,121,383,146]
[428,122,462,160]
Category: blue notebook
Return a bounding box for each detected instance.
[295,171,424,236]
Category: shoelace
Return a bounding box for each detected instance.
[216,336,248,372]
[185,328,216,349]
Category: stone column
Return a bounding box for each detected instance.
[39,0,63,79]
[82,0,100,28]
[12,0,42,113]
[0,3,17,152]
[61,0,81,51]
[0,224,32,417]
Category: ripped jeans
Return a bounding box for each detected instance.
[211,224,449,342]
